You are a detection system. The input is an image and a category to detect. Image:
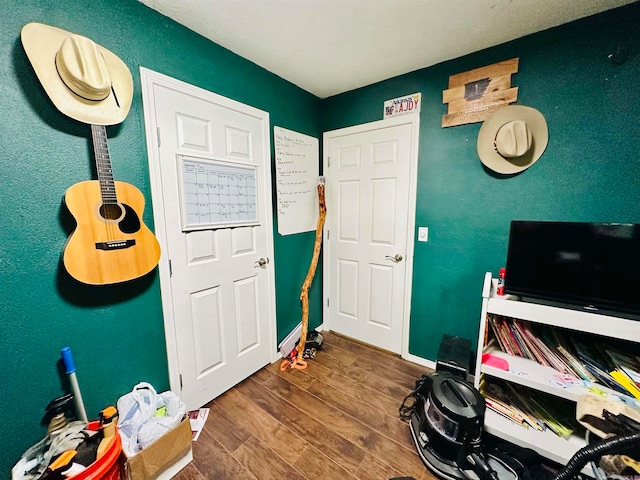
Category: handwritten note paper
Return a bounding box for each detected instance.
[274,127,319,235]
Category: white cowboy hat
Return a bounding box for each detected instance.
[21,22,133,125]
[477,105,548,175]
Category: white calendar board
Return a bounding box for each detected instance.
[178,155,258,231]
[274,127,319,235]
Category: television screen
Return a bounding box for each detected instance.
[504,221,640,315]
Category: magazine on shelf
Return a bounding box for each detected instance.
[516,320,552,368]
[488,315,509,354]
[536,328,576,376]
[504,382,545,431]
[607,349,640,384]
[485,396,528,426]
[497,317,522,356]
[486,314,640,400]
[556,345,595,382]
[526,393,576,438]
[481,380,528,427]
[481,378,577,437]
[548,328,596,382]
[570,336,609,372]
[607,348,640,372]
[610,370,640,400]
[571,337,629,394]
[510,321,535,360]
[620,364,640,386]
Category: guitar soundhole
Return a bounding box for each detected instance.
[100,203,123,221]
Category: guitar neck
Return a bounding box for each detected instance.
[90,124,117,205]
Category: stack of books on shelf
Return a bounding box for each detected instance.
[487,314,640,400]
[479,377,578,438]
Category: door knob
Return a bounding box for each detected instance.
[255,257,269,267]
[385,254,403,263]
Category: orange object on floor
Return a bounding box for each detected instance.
[70,421,122,480]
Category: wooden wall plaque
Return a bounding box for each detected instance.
[442,58,519,127]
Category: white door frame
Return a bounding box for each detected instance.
[140,67,278,395]
[322,114,420,360]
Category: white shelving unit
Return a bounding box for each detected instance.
[474,272,640,474]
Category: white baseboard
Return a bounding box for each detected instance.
[403,352,436,370]
[277,322,302,357]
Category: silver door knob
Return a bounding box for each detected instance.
[255,257,269,267]
[385,254,403,263]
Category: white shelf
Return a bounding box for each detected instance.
[486,286,640,344]
[474,273,640,478]
[480,348,624,403]
[484,410,589,472]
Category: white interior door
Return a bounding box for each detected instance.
[323,115,419,355]
[141,68,277,410]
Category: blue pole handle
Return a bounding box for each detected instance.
[61,346,76,374]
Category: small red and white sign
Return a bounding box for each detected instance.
[384,93,421,118]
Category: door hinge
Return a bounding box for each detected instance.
[157,127,161,147]
[327,298,330,307]
[179,374,183,390]
[168,259,172,277]
[327,230,330,240]
[328,156,330,168]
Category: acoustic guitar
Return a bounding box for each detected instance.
[62,125,161,285]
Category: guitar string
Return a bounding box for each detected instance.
[92,125,116,242]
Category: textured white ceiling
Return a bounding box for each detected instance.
[138,0,637,98]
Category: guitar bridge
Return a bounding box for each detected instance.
[95,240,136,250]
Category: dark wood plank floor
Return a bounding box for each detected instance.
[174,331,438,480]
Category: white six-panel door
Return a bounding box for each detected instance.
[323,115,419,354]
[141,68,277,410]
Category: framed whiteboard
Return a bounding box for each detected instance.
[178,155,259,231]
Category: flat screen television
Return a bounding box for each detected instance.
[504,221,640,315]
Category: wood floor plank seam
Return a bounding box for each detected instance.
[286,359,405,419]
[271,353,426,475]
[314,349,415,400]
[275,364,417,453]
[236,377,368,474]
[246,372,373,471]
[303,377,419,452]
[173,331,438,480]
[253,362,427,478]
[213,389,311,464]
[321,331,428,379]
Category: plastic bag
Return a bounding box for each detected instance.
[12,421,88,480]
[117,382,186,456]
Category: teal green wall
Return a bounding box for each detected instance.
[321,3,640,362]
[3,0,640,475]
[1,0,321,474]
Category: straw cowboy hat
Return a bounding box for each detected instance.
[21,22,133,125]
[477,105,548,175]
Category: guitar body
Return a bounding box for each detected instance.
[63,180,161,285]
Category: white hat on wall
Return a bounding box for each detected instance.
[21,22,133,125]
[477,105,549,174]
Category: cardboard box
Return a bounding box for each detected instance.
[124,415,193,480]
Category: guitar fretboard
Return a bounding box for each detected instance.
[90,124,117,205]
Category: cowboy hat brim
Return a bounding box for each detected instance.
[477,105,549,175]
[21,22,133,126]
